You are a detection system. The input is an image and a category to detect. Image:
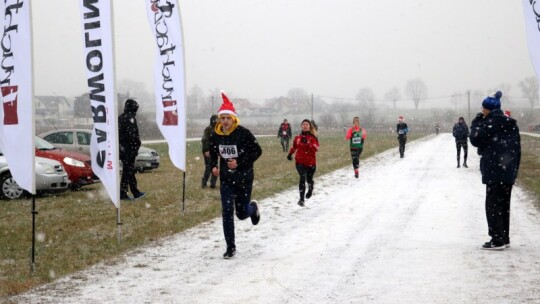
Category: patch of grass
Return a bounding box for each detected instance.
[0,131,422,297]
[517,135,540,208]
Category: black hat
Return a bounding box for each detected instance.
[125,99,139,113]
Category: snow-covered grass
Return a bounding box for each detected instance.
[519,135,540,209]
[0,131,416,297]
[10,133,540,303]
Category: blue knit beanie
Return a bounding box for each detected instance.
[482,91,502,110]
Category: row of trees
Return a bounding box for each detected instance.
[67,77,540,125]
[185,76,540,118]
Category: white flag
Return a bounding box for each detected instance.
[0,0,35,194]
[522,0,540,101]
[79,0,120,207]
[146,0,186,171]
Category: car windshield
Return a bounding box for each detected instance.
[35,136,57,150]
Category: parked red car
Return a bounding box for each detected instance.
[35,137,97,189]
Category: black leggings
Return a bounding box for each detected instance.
[350,148,363,170]
[296,164,316,200]
[398,136,407,157]
[456,142,468,163]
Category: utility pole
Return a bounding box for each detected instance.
[208,89,215,116]
[467,90,471,122]
[311,93,314,121]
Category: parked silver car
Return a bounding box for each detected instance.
[0,150,70,199]
[39,129,160,172]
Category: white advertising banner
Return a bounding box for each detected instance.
[146,0,186,171]
[522,0,540,101]
[0,0,35,194]
[79,0,120,207]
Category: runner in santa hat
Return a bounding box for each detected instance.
[396,115,409,158]
[208,91,262,259]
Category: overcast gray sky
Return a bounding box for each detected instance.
[32,0,533,103]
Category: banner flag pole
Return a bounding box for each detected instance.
[78,0,121,240]
[31,195,37,274]
[182,171,186,214]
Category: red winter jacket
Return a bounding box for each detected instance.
[289,132,319,167]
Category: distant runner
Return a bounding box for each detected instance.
[345,116,367,178]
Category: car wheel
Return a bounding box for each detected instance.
[1,172,25,199]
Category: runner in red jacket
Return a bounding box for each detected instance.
[287,119,320,206]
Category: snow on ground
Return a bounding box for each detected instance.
[12,134,540,303]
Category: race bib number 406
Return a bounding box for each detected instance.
[219,145,239,159]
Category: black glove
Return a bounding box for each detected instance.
[301,136,307,144]
[471,112,483,125]
[287,154,292,161]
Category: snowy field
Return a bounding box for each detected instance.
[12,134,540,303]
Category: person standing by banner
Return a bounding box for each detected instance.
[201,114,218,189]
[470,91,521,250]
[345,117,367,178]
[396,116,409,158]
[119,99,145,201]
[277,118,292,152]
[209,92,262,259]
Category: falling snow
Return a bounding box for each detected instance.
[13,134,540,303]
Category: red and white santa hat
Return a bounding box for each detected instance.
[399,115,404,120]
[218,91,237,116]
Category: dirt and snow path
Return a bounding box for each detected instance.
[14,134,540,303]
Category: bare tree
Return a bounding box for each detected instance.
[488,83,511,105]
[356,87,375,106]
[287,88,310,113]
[450,92,462,110]
[384,87,401,109]
[73,93,91,120]
[355,87,377,124]
[405,78,428,110]
[519,76,539,108]
[118,79,152,104]
[319,113,337,128]
[187,85,204,114]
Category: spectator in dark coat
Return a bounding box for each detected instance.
[118,99,145,200]
[277,119,292,152]
[470,91,521,250]
[201,114,218,188]
[452,117,469,168]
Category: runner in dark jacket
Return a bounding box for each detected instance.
[470,91,521,250]
[396,116,408,158]
[287,119,319,206]
[452,117,469,168]
[277,119,292,152]
[209,92,262,259]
